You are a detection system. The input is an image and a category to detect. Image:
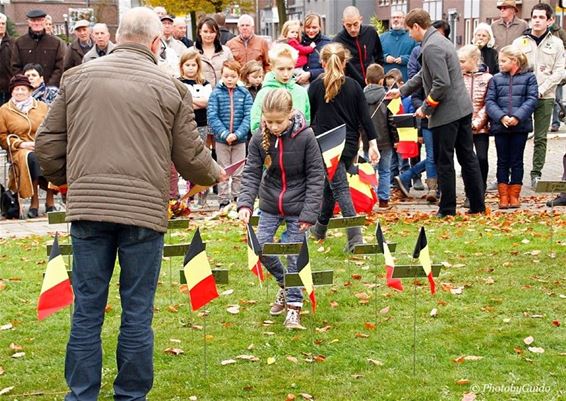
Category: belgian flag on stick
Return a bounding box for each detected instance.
[413,226,436,295]
[387,97,404,115]
[392,114,419,159]
[375,224,404,292]
[317,124,346,181]
[297,238,316,313]
[246,223,265,282]
[38,233,74,320]
[183,228,219,311]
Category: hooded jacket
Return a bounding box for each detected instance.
[250,72,310,132]
[333,25,384,88]
[462,71,492,134]
[237,111,324,224]
[363,84,398,150]
[208,81,253,144]
[35,43,221,233]
[486,69,538,134]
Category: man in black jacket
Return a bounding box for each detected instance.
[333,6,384,88]
[0,13,12,105]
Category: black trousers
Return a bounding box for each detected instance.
[472,134,490,189]
[432,114,485,215]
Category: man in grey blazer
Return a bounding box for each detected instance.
[389,8,485,217]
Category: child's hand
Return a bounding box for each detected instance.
[508,117,519,126]
[239,208,251,224]
[310,42,316,48]
[299,222,312,232]
[226,133,237,144]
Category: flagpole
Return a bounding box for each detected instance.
[203,312,208,380]
[413,269,417,376]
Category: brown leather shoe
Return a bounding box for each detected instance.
[508,184,522,208]
[498,183,509,209]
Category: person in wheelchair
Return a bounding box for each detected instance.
[0,75,55,218]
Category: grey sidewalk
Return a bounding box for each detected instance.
[1,134,565,239]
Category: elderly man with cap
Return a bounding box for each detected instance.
[1,12,13,105]
[161,15,187,57]
[64,19,93,70]
[491,0,528,50]
[11,9,65,87]
[83,23,115,63]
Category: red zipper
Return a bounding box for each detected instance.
[228,87,234,136]
[355,38,366,80]
[277,137,287,216]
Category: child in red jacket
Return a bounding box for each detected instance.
[279,20,316,76]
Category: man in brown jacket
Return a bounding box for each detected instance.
[35,7,225,401]
[63,19,93,70]
[11,9,65,87]
[491,0,528,50]
[227,14,270,71]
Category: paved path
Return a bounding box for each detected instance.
[1,134,565,239]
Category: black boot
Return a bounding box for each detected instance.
[309,221,328,240]
[346,227,364,252]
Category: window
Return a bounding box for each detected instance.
[423,0,442,21]
[465,19,471,45]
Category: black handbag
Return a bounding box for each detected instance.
[1,183,20,219]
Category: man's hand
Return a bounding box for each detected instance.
[385,89,400,99]
[20,141,35,150]
[218,168,228,183]
[239,207,251,224]
[415,107,427,119]
[299,222,312,232]
[386,55,396,64]
[368,144,380,166]
[226,133,237,144]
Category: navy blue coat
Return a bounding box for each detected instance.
[301,32,332,82]
[207,82,253,144]
[486,70,538,134]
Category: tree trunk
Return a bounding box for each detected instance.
[276,0,287,29]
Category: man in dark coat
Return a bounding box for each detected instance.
[214,13,235,45]
[11,9,65,87]
[64,19,93,70]
[333,6,384,88]
[0,13,12,105]
[390,8,485,217]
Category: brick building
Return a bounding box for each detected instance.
[1,0,118,38]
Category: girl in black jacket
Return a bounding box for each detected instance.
[308,42,379,251]
[238,89,325,330]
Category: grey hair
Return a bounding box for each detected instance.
[116,7,161,46]
[173,17,186,27]
[0,13,7,23]
[238,14,254,27]
[92,23,109,33]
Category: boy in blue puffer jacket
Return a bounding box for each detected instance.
[208,60,253,208]
[486,45,538,210]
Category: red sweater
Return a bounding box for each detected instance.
[288,38,314,68]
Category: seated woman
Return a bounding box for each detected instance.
[23,64,60,106]
[0,75,55,218]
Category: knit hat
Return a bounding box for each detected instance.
[9,74,34,93]
[496,0,519,12]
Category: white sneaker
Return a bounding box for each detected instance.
[284,307,305,330]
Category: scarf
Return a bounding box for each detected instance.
[12,96,34,113]
[32,82,47,101]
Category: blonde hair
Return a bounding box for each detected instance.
[499,45,529,70]
[261,89,293,168]
[268,43,299,66]
[179,49,205,84]
[280,20,301,41]
[457,44,481,65]
[319,42,351,103]
[304,13,322,30]
[240,60,263,86]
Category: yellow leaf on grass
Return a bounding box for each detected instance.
[287,356,298,364]
[164,348,184,356]
[0,387,14,396]
[523,336,534,345]
[267,357,276,365]
[367,358,384,366]
[528,347,545,354]
[300,393,314,400]
[221,359,237,366]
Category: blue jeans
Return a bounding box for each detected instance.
[374,148,392,201]
[399,128,437,187]
[65,221,164,401]
[390,152,410,183]
[495,132,528,185]
[318,161,357,224]
[256,211,304,306]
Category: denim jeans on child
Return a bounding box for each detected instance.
[65,221,164,401]
[398,128,437,188]
[495,132,528,185]
[318,161,358,224]
[256,211,305,306]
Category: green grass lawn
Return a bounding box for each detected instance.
[0,211,565,400]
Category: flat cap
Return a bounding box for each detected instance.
[73,19,90,30]
[160,15,174,22]
[26,9,47,19]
